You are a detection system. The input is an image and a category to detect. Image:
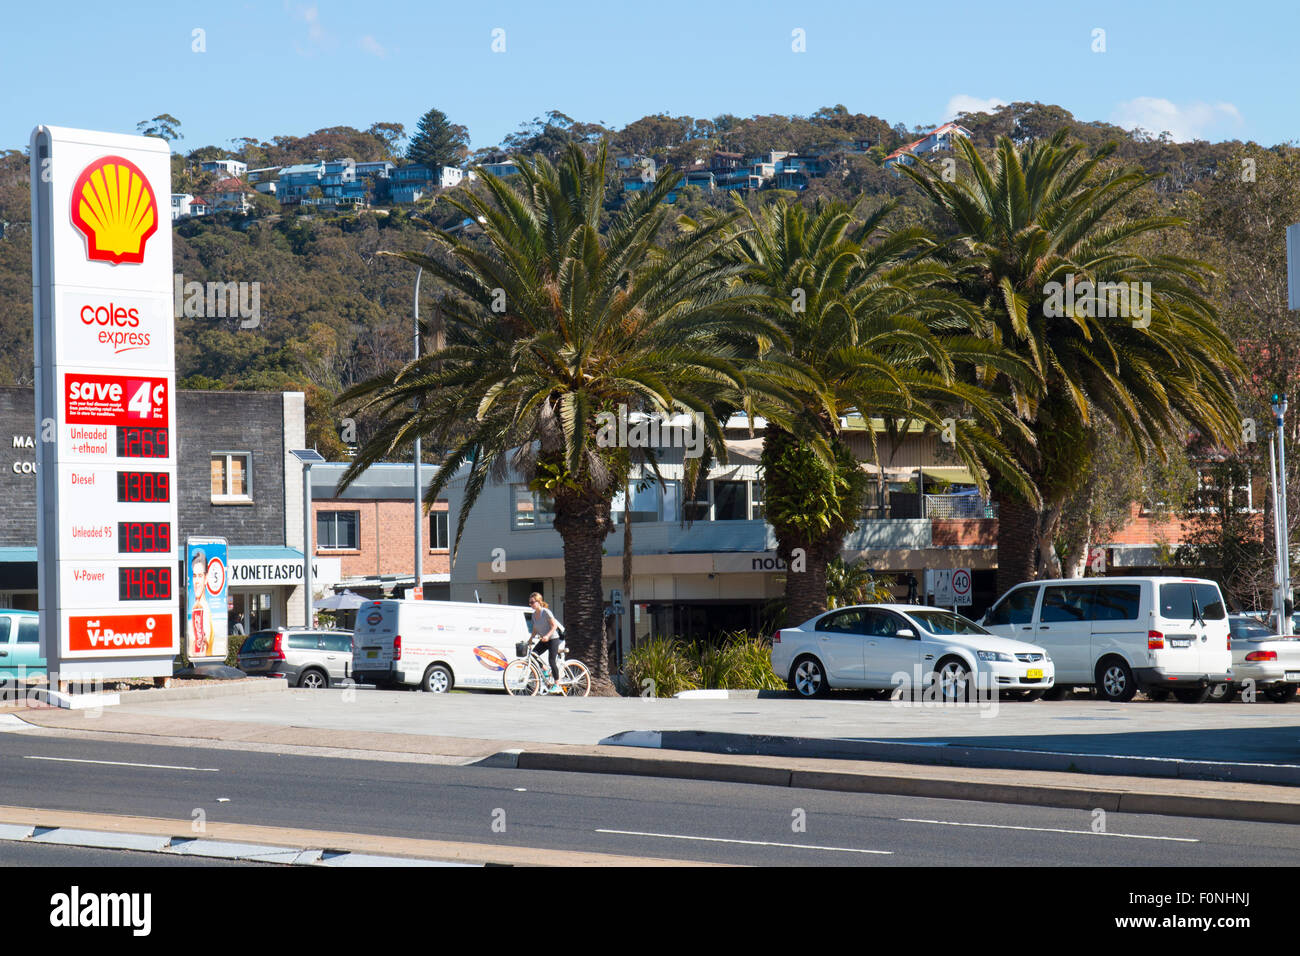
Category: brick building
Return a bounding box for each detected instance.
[0,387,335,631]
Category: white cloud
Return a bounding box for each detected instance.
[360,35,386,58]
[1110,98,1243,142]
[945,95,1007,121]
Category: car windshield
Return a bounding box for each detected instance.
[241,632,277,653]
[904,609,989,635]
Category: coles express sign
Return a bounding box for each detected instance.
[58,290,173,367]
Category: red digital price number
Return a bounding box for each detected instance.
[116,426,168,459]
[117,471,170,503]
[118,566,172,601]
[118,522,171,554]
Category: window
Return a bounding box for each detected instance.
[323,633,353,653]
[512,486,555,529]
[1159,583,1196,621]
[1041,586,1092,623]
[210,453,251,502]
[430,509,450,550]
[317,511,358,550]
[1192,583,1226,621]
[750,481,765,521]
[985,586,1039,626]
[683,482,711,522]
[714,481,747,521]
[814,608,870,633]
[16,618,38,644]
[0,618,10,644]
[1090,585,1141,621]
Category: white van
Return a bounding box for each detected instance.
[350,600,533,693]
[980,577,1231,702]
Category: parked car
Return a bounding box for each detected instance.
[1210,615,1300,702]
[0,610,43,683]
[771,604,1054,700]
[236,627,353,688]
[980,577,1231,702]
[351,600,532,692]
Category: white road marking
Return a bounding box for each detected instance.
[899,818,1198,842]
[24,756,219,772]
[596,828,891,854]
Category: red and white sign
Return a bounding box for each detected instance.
[66,613,174,656]
[951,568,972,600]
[63,373,169,426]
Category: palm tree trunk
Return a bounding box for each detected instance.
[553,496,615,693]
[995,489,1039,595]
[785,551,830,626]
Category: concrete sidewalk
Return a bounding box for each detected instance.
[9,688,1300,827]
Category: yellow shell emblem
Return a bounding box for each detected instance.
[70,155,159,265]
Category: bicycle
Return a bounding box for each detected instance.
[503,636,591,697]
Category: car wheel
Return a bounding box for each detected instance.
[1173,685,1212,704]
[422,664,453,694]
[790,656,829,698]
[935,657,973,703]
[1265,683,1298,703]
[297,669,327,689]
[1096,658,1137,703]
[1208,683,1236,703]
[1042,684,1072,701]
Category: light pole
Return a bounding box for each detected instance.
[1272,395,1291,634]
[291,449,325,626]
[410,215,481,601]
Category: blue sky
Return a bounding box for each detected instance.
[3,0,1297,153]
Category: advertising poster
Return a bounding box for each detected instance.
[186,537,228,661]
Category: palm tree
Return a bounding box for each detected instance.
[825,556,894,608]
[720,197,1036,625]
[900,131,1242,592]
[335,144,786,690]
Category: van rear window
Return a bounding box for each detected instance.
[1159,584,1196,620]
[1192,584,1226,620]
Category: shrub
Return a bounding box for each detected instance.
[622,632,786,695]
[622,638,699,697]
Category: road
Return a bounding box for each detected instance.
[0,732,1294,866]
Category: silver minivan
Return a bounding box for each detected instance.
[237,628,353,688]
[980,577,1231,702]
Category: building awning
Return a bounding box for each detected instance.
[921,467,976,484]
[0,547,36,562]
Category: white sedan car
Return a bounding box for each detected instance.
[771,604,1055,701]
[1210,615,1300,702]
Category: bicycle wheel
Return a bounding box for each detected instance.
[559,660,590,697]
[503,658,541,696]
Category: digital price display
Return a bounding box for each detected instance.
[117,521,171,554]
[117,471,170,503]
[116,426,168,459]
[118,566,172,602]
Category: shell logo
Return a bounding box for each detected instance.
[70,155,159,265]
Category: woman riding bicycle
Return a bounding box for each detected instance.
[528,593,563,694]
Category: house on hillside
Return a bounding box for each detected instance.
[277,162,326,202]
[200,158,248,179]
[883,122,972,172]
[170,193,195,221]
[210,177,253,215]
[388,164,464,204]
[248,167,282,195]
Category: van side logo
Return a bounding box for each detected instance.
[366,612,383,626]
[473,645,508,671]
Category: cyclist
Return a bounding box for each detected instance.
[528,593,564,694]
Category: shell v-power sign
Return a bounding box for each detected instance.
[30,127,179,682]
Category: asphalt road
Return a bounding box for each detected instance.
[0,732,1295,866]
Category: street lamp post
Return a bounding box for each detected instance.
[1272,395,1291,635]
